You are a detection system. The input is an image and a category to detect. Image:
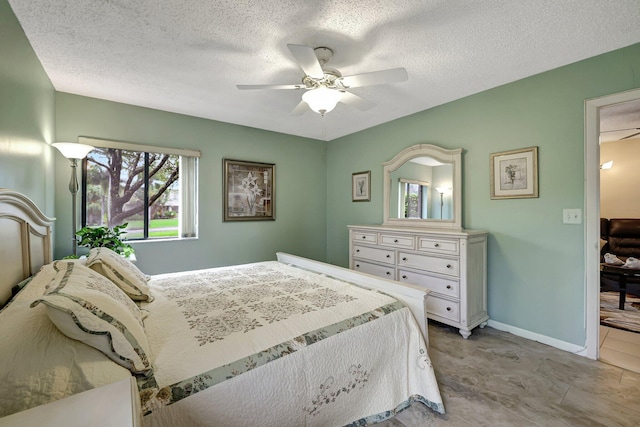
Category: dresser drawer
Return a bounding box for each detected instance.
[352,231,378,244]
[417,237,459,255]
[397,269,460,298]
[379,234,415,249]
[398,252,459,277]
[353,245,395,264]
[426,295,460,322]
[353,260,395,279]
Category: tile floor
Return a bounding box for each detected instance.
[599,325,640,374]
[380,321,640,427]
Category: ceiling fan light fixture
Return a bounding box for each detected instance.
[302,86,343,115]
[600,160,614,170]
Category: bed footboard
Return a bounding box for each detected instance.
[276,252,430,344]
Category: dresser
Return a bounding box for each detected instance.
[348,224,488,338]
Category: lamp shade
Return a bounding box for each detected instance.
[302,86,343,114]
[52,142,94,159]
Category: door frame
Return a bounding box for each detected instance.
[584,88,640,359]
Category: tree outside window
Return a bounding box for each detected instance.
[83,148,180,239]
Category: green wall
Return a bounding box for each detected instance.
[55,93,327,274]
[326,43,640,346]
[4,0,640,349]
[0,0,55,214]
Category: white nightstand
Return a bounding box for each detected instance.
[0,377,141,427]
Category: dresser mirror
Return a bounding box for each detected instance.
[383,144,462,229]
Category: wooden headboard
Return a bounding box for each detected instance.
[0,189,55,306]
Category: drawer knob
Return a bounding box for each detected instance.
[446,264,452,269]
[356,264,360,267]
[434,243,440,248]
[362,236,366,239]
[402,257,407,261]
[394,239,398,243]
[446,307,452,311]
[386,254,391,258]
[402,275,407,279]
[386,271,391,275]
[446,285,452,290]
[356,249,360,253]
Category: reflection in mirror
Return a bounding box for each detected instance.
[389,157,453,220]
[383,144,462,229]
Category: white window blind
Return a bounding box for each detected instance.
[180,156,198,238]
[79,137,201,158]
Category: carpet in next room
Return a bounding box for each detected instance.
[600,291,640,334]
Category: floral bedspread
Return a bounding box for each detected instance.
[139,261,444,426]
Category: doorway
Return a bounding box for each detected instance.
[585,88,640,360]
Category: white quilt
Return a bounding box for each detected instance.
[140,261,444,426]
[0,263,131,418]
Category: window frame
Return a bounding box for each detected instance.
[79,137,200,241]
[399,178,430,219]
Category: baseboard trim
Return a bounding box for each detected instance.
[487,320,588,357]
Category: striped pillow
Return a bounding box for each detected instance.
[86,247,153,301]
[31,262,153,375]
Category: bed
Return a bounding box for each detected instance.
[0,189,444,426]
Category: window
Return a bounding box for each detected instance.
[399,179,429,219]
[80,137,199,240]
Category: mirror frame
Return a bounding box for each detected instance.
[383,144,462,229]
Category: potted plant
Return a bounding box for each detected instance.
[74,223,135,257]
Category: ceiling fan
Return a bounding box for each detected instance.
[600,127,640,143]
[236,44,408,116]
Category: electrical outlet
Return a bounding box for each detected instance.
[563,209,582,224]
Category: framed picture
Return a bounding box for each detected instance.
[352,171,371,202]
[223,159,275,221]
[490,146,538,199]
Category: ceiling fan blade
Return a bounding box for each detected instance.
[601,127,640,133]
[339,67,408,88]
[287,44,325,79]
[340,91,375,111]
[621,131,640,140]
[236,84,304,90]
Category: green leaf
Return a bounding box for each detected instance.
[74,224,135,256]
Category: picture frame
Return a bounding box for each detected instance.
[490,146,538,199]
[223,159,275,221]
[352,171,371,202]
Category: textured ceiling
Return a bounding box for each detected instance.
[600,99,640,143]
[8,0,640,141]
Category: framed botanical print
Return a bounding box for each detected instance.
[490,146,538,199]
[352,171,371,202]
[223,159,275,221]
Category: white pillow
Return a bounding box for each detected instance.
[86,247,153,301]
[31,261,153,375]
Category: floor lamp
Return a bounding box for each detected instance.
[52,142,94,256]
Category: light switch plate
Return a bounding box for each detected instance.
[563,208,582,224]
